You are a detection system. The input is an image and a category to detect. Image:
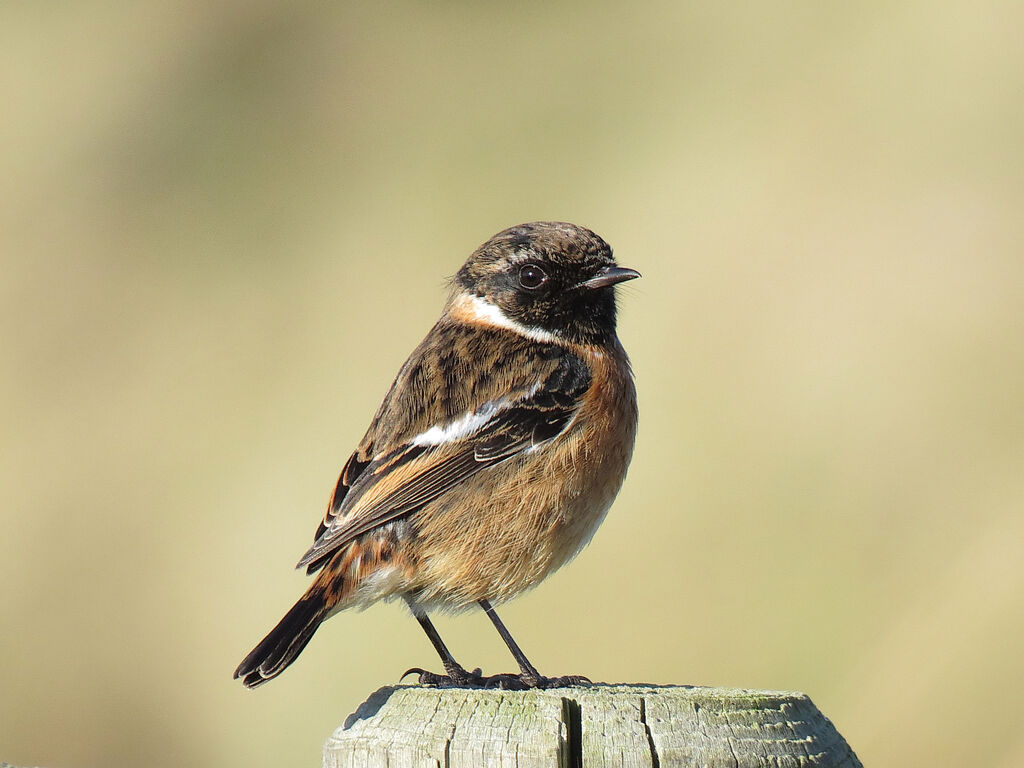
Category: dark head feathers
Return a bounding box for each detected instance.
[452,222,637,346]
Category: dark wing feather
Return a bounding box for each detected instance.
[314,452,372,542]
[298,351,591,573]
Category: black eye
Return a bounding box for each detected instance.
[518,263,547,290]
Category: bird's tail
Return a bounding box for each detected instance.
[234,589,330,688]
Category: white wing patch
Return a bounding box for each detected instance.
[410,399,506,447]
[409,378,546,449]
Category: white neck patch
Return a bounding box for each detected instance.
[454,293,562,345]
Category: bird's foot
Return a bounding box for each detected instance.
[535,673,592,689]
[510,672,592,690]
[403,666,591,690]
[402,665,487,688]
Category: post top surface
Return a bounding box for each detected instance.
[325,683,862,768]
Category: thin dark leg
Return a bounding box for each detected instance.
[478,599,542,684]
[478,599,592,689]
[409,604,461,675]
[402,596,483,687]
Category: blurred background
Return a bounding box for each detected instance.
[2,2,1022,766]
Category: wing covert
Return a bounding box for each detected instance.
[299,350,591,573]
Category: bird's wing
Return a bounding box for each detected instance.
[298,350,591,574]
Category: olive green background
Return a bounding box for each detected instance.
[2,3,1022,767]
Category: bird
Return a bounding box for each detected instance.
[234,221,639,690]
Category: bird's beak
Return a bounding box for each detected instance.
[579,266,642,290]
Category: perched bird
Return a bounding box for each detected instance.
[234,221,639,689]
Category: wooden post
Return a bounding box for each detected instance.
[324,684,862,767]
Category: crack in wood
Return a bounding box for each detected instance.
[560,697,582,768]
[639,696,661,768]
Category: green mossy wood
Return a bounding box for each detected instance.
[324,684,862,768]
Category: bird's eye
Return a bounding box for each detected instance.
[518,263,547,290]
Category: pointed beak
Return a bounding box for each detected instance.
[579,266,642,290]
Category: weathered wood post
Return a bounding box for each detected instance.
[324,684,861,767]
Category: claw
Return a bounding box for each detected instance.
[400,667,428,682]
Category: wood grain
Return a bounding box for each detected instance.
[324,684,862,767]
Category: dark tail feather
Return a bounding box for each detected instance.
[234,593,328,688]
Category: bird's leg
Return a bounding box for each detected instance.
[478,599,542,686]
[402,596,484,687]
[478,599,591,689]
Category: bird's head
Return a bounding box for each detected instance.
[452,221,639,346]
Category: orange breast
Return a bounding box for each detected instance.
[409,341,637,609]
